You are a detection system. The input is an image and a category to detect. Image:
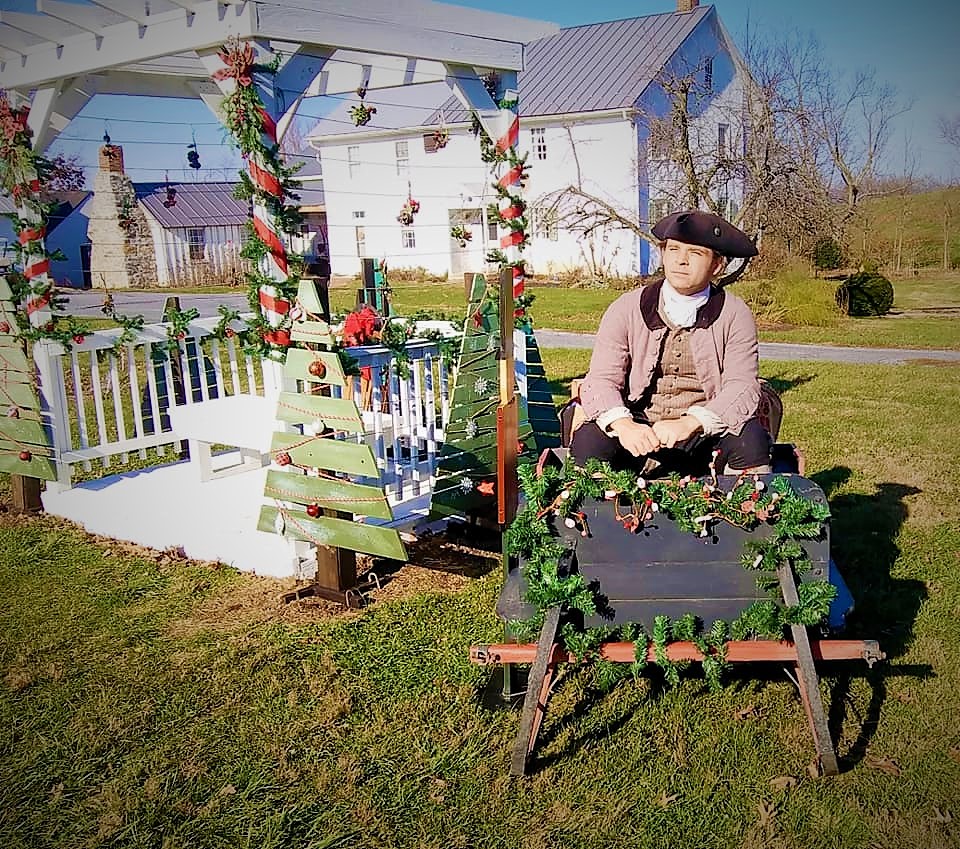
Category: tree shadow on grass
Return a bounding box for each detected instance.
[810,466,930,772]
[761,372,818,395]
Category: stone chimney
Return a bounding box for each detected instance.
[677,0,699,11]
[87,143,156,289]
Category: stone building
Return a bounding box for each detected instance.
[86,142,156,289]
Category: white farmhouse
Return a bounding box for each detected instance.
[307,0,749,280]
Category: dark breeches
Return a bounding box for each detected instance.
[570,417,771,475]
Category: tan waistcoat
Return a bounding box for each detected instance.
[643,326,707,422]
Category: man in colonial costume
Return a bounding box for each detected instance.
[571,210,771,475]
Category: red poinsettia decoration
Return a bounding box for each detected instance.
[213,37,256,87]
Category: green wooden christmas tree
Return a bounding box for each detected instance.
[0,278,56,481]
[429,274,535,521]
[518,323,561,452]
[258,281,406,600]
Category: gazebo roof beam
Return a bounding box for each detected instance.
[256,0,557,45]
[0,2,256,90]
[36,0,127,35]
[0,29,37,57]
[255,4,527,71]
[86,0,184,27]
[293,49,448,97]
[0,9,77,44]
[91,69,214,99]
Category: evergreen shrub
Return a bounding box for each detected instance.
[835,270,894,316]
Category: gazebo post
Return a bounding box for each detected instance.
[7,91,74,503]
[199,39,298,380]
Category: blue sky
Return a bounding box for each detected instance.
[4,0,957,185]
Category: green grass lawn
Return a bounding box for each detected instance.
[330,280,960,349]
[2,355,959,848]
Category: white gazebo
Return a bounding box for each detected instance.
[0,0,557,578]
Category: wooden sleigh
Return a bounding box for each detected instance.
[472,380,883,778]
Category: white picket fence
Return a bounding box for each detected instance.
[33,316,454,506]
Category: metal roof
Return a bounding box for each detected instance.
[307,5,713,140]
[136,182,250,229]
[136,180,325,228]
[522,7,709,115]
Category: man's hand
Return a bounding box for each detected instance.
[610,418,661,457]
[652,415,702,449]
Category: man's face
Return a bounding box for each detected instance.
[661,239,725,296]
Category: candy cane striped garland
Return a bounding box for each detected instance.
[249,103,291,349]
[494,103,525,300]
[16,176,54,326]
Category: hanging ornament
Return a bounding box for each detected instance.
[350,87,376,127]
[473,376,490,397]
[433,110,450,149]
[306,504,320,518]
[275,451,292,467]
[186,133,201,170]
[18,450,32,462]
[7,406,20,419]
[459,477,474,493]
[450,225,472,247]
[465,420,479,439]
[477,480,495,496]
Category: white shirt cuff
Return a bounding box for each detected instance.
[687,405,726,436]
[596,406,633,435]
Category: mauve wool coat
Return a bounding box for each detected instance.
[578,280,761,436]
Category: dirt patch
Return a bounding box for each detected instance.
[166,530,498,634]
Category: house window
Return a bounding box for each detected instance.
[486,205,499,243]
[352,210,365,220]
[347,145,360,178]
[704,58,713,92]
[187,227,205,261]
[355,226,366,257]
[648,198,672,226]
[533,206,558,241]
[395,140,409,175]
[718,123,729,157]
[401,227,416,249]
[531,127,547,161]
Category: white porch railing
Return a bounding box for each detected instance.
[33,316,454,506]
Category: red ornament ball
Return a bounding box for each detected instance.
[275,451,292,466]
[306,503,320,518]
[0,321,10,333]
[308,359,327,378]
[18,450,32,462]
[72,334,85,345]
[176,331,186,340]
[225,328,235,338]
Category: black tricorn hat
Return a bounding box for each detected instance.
[652,210,758,258]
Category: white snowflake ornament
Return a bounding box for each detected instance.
[474,376,490,397]
[465,420,479,439]
[459,477,474,493]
